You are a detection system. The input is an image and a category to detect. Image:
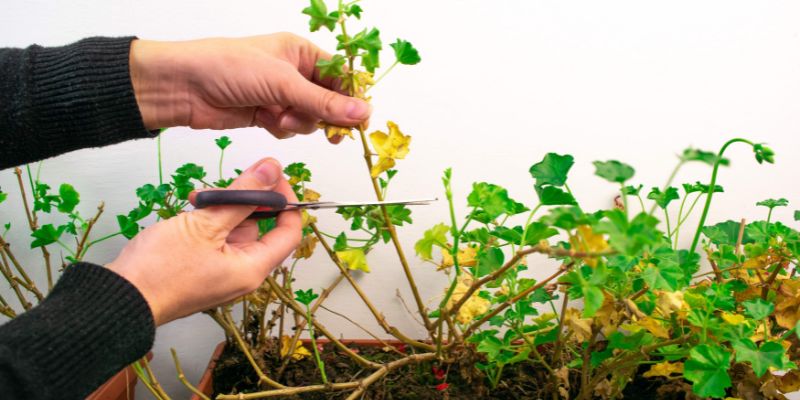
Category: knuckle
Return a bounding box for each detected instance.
[318,90,339,116]
[181,212,224,242]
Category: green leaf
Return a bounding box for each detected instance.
[215,136,232,150]
[136,183,170,204]
[593,160,635,183]
[596,210,660,256]
[301,0,337,32]
[733,339,790,377]
[622,184,643,195]
[30,224,66,248]
[742,298,774,320]
[608,330,653,351]
[680,148,730,166]
[345,4,362,18]
[753,143,775,164]
[529,153,574,187]
[682,182,724,194]
[474,247,504,278]
[175,163,206,180]
[57,184,80,213]
[467,182,527,220]
[333,232,348,252]
[560,265,607,317]
[684,344,731,398]
[415,223,449,260]
[294,288,319,306]
[0,190,7,204]
[385,204,412,226]
[702,220,753,247]
[476,335,504,361]
[116,215,140,239]
[647,187,679,210]
[642,262,683,291]
[522,222,558,245]
[795,210,800,221]
[756,198,789,210]
[534,185,577,206]
[171,174,194,201]
[316,54,347,78]
[390,39,421,65]
[284,162,312,184]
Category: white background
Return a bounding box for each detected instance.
[2,0,800,398]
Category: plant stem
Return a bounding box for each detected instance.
[157,133,163,185]
[304,305,328,384]
[170,348,210,400]
[619,183,629,219]
[370,60,398,87]
[15,167,53,290]
[690,138,754,253]
[219,148,225,181]
[224,311,286,389]
[663,208,672,238]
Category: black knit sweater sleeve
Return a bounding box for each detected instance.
[0,37,158,399]
[0,264,155,399]
[0,36,158,170]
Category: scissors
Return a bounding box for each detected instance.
[194,190,436,219]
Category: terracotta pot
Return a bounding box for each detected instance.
[86,353,151,400]
[193,339,406,398]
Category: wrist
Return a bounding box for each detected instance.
[129,39,192,130]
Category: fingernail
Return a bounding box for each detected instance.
[254,159,281,186]
[345,99,371,120]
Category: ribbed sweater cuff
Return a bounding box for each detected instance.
[0,262,155,399]
[0,36,158,168]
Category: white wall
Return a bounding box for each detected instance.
[2,0,800,398]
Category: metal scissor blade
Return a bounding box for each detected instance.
[288,198,437,210]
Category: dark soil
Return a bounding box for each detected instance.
[211,340,697,399]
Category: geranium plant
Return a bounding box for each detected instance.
[5,2,800,399]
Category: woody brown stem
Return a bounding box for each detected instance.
[277,273,345,377]
[763,262,788,300]
[435,246,613,333]
[310,223,433,351]
[0,229,43,301]
[75,202,104,260]
[0,246,31,310]
[223,310,286,389]
[170,348,210,400]
[15,168,53,290]
[344,353,437,400]
[463,264,571,337]
[266,276,381,369]
[355,128,433,332]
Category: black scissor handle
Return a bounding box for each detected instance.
[195,190,288,210]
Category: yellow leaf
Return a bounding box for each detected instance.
[301,210,317,228]
[280,335,311,361]
[569,225,609,267]
[656,291,686,317]
[777,370,800,393]
[775,280,800,329]
[369,121,411,178]
[595,294,622,336]
[321,123,354,140]
[440,245,478,269]
[303,188,321,202]
[637,316,670,339]
[643,361,684,378]
[337,249,370,273]
[446,274,491,324]
[564,308,593,342]
[721,312,746,325]
[293,235,319,259]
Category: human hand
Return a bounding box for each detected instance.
[107,158,301,325]
[129,33,370,143]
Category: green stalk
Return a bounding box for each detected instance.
[157,133,164,185]
[636,194,646,214]
[663,209,672,238]
[689,138,754,253]
[218,148,225,181]
[305,305,328,384]
[520,204,543,247]
[619,183,629,219]
[767,208,774,225]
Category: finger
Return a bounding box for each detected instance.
[255,108,295,139]
[190,158,283,238]
[227,219,259,244]
[277,109,320,134]
[274,69,372,127]
[243,179,302,272]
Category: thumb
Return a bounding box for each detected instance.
[276,69,371,126]
[190,158,282,237]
